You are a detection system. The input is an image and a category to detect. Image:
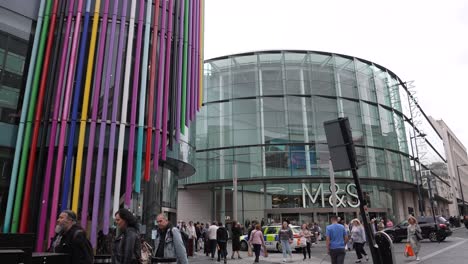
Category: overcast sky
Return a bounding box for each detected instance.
[204,0,468,149]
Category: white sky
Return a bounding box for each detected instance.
[204,0,468,149]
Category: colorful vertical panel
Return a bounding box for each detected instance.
[4,0,204,251]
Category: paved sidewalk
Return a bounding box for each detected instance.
[188,245,331,264]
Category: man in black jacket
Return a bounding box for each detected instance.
[50,210,94,264]
[216,222,229,264]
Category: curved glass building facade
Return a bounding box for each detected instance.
[178,50,451,228]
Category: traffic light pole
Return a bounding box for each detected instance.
[351,167,382,264]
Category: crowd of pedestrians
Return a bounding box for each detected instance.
[47,209,431,264]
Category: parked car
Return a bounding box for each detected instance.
[383,216,452,243]
[240,224,303,252]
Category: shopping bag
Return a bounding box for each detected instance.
[247,244,253,257]
[298,237,307,247]
[404,243,414,257]
[262,245,268,257]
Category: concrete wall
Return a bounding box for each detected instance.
[177,189,212,223]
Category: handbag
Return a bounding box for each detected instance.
[404,243,414,257]
[415,229,423,241]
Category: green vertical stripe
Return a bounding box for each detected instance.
[180,0,189,134]
[11,0,53,232]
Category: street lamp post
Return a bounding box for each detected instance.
[456,164,468,216]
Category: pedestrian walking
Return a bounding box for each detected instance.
[208,221,219,260]
[299,223,312,260]
[231,221,242,259]
[154,213,188,264]
[195,222,202,252]
[203,222,210,256]
[326,215,348,264]
[350,219,368,263]
[112,208,141,264]
[278,220,293,263]
[187,221,196,256]
[49,210,94,264]
[248,224,265,263]
[216,222,229,264]
[407,216,422,261]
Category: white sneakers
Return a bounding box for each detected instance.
[282,258,286,263]
[416,257,420,261]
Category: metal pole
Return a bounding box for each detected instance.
[426,177,439,233]
[456,165,466,216]
[351,168,382,264]
[407,94,425,216]
[329,159,337,215]
[233,161,238,222]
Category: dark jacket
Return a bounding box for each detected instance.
[112,227,141,264]
[50,224,94,264]
[216,227,228,242]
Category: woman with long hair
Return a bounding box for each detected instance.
[278,220,293,262]
[299,223,312,260]
[248,224,265,263]
[112,208,141,264]
[407,216,422,261]
[350,219,368,263]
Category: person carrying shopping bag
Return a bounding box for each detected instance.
[299,224,312,260]
[248,224,266,263]
[407,216,422,261]
[278,221,293,263]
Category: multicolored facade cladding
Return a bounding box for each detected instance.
[0,0,203,250]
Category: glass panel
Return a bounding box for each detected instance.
[379,106,399,151]
[232,99,260,146]
[287,96,306,142]
[231,67,258,98]
[263,97,288,143]
[361,102,382,148]
[341,99,363,145]
[386,150,402,181]
[310,64,335,96]
[261,68,283,95]
[336,59,357,99]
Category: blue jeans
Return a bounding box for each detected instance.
[281,240,292,258]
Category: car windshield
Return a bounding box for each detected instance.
[291,227,301,234]
[437,216,448,223]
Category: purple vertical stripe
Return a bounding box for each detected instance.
[52,0,85,215]
[82,0,111,231]
[125,0,145,205]
[48,0,75,241]
[196,0,200,112]
[185,0,192,126]
[91,0,119,243]
[38,0,75,249]
[190,0,196,122]
[153,0,168,171]
[194,0,199,116]
[104,0,127,233]
[161,0,174,160]
[175,0,185,142]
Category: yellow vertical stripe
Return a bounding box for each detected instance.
[71,0,101,212]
